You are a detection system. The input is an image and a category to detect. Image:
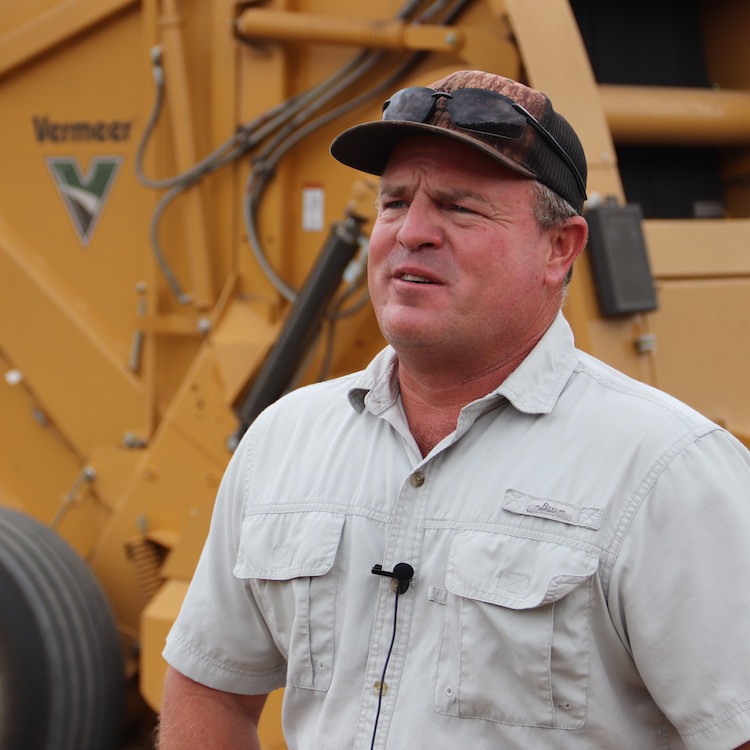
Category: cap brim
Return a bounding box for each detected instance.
[330,120,536,179]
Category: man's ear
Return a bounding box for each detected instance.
[544,215,588,287]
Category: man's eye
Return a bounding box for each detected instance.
[450,204,474,213]
[382,200,407,210]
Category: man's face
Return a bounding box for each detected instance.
[368,135,570,371]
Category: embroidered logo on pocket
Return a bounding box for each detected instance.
[527,498,576,523]
[503,489,603,530]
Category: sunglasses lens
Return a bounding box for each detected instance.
[378,86,585,201]
[382,87,438,123]
[448,89,526,139]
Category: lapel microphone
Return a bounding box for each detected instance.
[369,561,415,748]
[371,562,414,594]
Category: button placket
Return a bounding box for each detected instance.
[354,464,431,749]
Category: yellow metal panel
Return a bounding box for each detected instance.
[0,223,147,452]
[500,0,620,191]
[258,690,287,750]
[87,425,223,638]
[0,0,137,78]
[643,217,750,441]
[0,350,86,528]
[157,0,214,308]
[647,278,750,437]
[645,219,750,278]
[208,298,281,406]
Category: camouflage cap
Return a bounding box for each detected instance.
[330,70,587,214]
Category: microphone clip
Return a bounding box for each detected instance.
[371,562,414,594]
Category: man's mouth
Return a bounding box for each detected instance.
[400,273,435,284]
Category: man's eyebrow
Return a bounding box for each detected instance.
[378,182,407,199]
[434,187,492,206]
[378,182,491,206]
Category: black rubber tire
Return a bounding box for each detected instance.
[0,506,124,750]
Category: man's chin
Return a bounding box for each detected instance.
[381,326,455,359]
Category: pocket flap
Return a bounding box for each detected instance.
[446,531,598,610]
[234,511,345,580]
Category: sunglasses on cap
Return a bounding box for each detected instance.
[382,86,587,202]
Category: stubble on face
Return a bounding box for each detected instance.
[367,136,558,381]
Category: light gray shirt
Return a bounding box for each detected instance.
[164,312,750,750]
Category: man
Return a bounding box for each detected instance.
[158,70,750,749]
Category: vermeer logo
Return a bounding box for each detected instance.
[46,156,122,246]
[33,116,133,143]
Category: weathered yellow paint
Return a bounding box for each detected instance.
[2,2,750,748]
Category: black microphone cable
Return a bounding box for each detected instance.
[369,562,413,749]
[370,586,402,750]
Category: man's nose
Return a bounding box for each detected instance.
[395,200,444,251]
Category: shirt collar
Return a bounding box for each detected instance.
[495,311,578,414]
[348,346,400,415]
[348,311,577,417]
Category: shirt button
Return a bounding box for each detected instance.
[410,472,425,487]
[373,681,389,695]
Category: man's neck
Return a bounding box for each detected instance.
[392,313,559,456]
[397,356,523,457]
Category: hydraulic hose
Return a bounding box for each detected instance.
[233,212,366,442]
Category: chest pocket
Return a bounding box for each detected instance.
[233,511,345,692]
[432,530,599,729]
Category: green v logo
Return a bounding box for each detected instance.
[46,156,122,247]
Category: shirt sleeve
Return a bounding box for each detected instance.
[163,426,287,695]
[609,429,750,750]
